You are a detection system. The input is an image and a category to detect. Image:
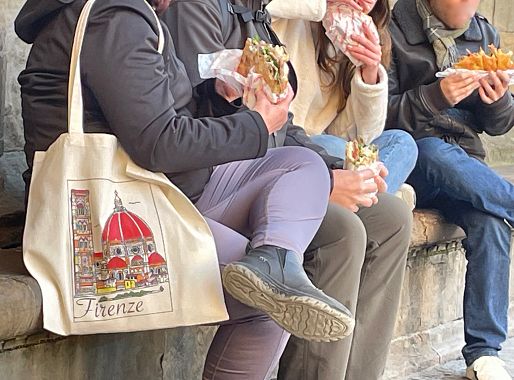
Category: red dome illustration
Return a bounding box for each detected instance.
[148,252,166,266]
[102,192,153,243]
[107,257,128,269]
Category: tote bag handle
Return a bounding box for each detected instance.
[67,0,165,134]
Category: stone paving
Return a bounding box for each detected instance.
[406,337,514,379]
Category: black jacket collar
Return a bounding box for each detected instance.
[392,0,483,46]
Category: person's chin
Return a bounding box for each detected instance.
[444,17,472,29]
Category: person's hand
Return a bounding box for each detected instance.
[440,72,480,106]
[330,169,379,212]
[357,0,377,14]
[478,70,510,104]
[252,83,294,135]
[373,162,388,193]
[347,22,381,84]
[329,0,364,12]
[215,79,241,103]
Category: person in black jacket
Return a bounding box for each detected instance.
[163,1,414,379]
[387,0,514,378]
[15,0,355,378]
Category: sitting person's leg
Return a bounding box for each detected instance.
[371,130,418,193]
[196,147,353,342]
[433,197,511,378]
[407,140,513,378]
[278,195,412,380]
[309,131,418,193]
[344,193,412,379]
[203,218,290,380]
[411,137,514,223]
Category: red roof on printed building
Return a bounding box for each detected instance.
[148,252,166,266]
[107,257,127,269]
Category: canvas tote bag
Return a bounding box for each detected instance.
[23,0,228,335]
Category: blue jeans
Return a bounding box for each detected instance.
[310,130,418,193]
[407,137,514,366]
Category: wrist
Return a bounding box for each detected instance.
[361,65,379,85]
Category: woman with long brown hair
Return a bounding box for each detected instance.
[267,0,417,379]
[269,0,418,196]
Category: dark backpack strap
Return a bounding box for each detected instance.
[218,0,269,41]
[217,0,233,42]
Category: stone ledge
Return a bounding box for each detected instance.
[410,209,465,251]
[0,332,63,353]
[0,248,42,341]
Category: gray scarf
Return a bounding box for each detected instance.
[416,0,470,69]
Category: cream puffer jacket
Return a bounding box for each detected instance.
[267,0,387,144]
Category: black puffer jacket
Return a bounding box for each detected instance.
[386,0,514,159]
[15,0,270,201]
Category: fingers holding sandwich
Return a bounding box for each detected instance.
[253,82,294,135]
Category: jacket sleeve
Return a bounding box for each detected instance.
[284,114,344,169]
[164,0,225,88]
[82,3,268,174]
[327,64,387,144]
[266,0,326,22]
[386,41,453,134]
[474,91,514,136]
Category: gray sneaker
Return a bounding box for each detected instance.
[222,245,355,342]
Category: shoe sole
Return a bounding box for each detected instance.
[222,263,355,342]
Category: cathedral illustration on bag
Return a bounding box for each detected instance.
[70,189,169,297]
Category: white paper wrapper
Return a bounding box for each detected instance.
[435,68,514,85]
[344,160,381,198]
[322,3,379,67]
[198,50,245,98]
[198,49,289,108]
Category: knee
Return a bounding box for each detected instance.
[394,130,418,161]
[277,146,331,191]
[463,211,512,260]
[466,210,511,237]
[416,137,445,161]
[374,193,413,244]
[312,203,367,252]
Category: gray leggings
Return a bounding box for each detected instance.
[195,147,330,380]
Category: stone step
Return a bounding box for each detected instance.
[405,337,514,379]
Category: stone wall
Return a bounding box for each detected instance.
[0,0,29,196]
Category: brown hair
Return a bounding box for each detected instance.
[316,0,392,112]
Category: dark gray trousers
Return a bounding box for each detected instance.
[278,193,413,380]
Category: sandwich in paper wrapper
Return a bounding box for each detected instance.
[344,139,380,196]
[436,44,514,84]
[198,37,290,108]
[322,2,380,67]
